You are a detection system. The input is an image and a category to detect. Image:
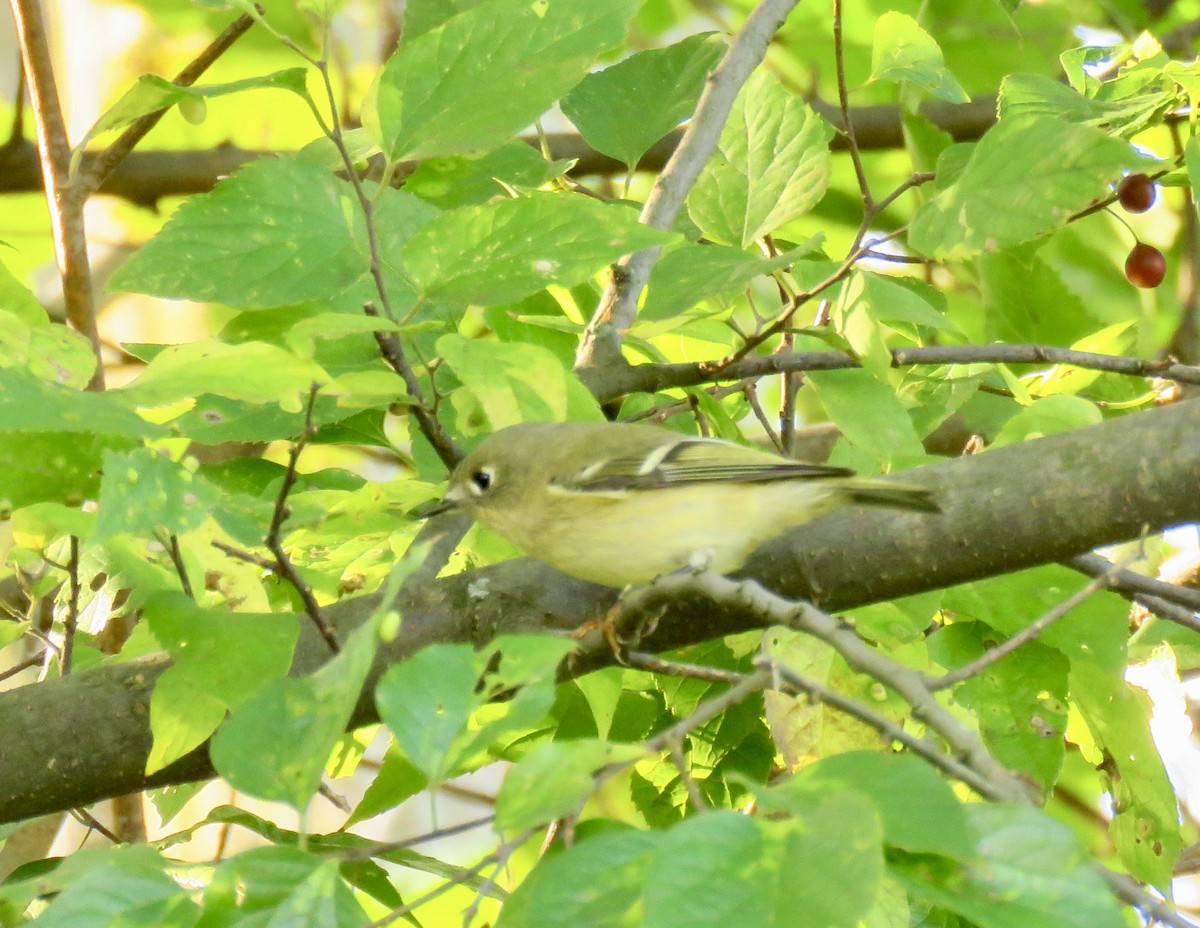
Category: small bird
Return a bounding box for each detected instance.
[429,421,938,588]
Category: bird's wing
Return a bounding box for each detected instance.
[554,437,854,492]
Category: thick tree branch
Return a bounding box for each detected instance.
[1,398,1198,822]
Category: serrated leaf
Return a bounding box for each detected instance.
[910,116,1157,259]
[404,191,671,305]
[404,140,570,209]
[562,32,725,169]
[109,158,371,307]
[365,0,641,160]
[870,12,968,103]
[688,71,834,247]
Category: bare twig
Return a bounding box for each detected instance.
[341,815,497,861]
[165,534,194,600]
[575,0,803,376]
[1066,552,1200,631]
[928,555,1133,691]
[10,0,104,389]
[61,536,81,676]
[0,652,44,683]
[832,0,871,208]
[72,11,258,201]
[264,386,340,654]
[211,539,276,571]
[590,341,1200,404]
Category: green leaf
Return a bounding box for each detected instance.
[0,431,135,511]
[688,71,834,247]
[928,623,1068,795]
[496,827,656,928]
[0,368,162,436]
[644,813,774,928]
[404,140,570,208]
[869,12,968,103]
[403,0,491,41]
[93,448,224,540]
[807,369,925,460]
[365,0,641,160]
[991,395,1101,447]
[910,116,1157,259]
[496,740,632,832]
[117,341,328,409]
[893,804,1125,928]
[438,334,603,431]
[29,846,195,928]
[1072,661,1180,889]
[75,70,310,168]
[0,259,46,325]
[561,33,725,169]
[403,191,671,305]
[202,847,368,926]
[109,158,371,307]
[146,593,299,773]
[376,636,573,788]
[210,616,379,809]
[640,239,821,324]
[345,747,428,828]
[0,308,103,388]
[762,791,885,928]
[778,751,975,859]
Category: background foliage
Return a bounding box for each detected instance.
[3,0,1200,925]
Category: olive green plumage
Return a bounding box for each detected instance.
[434,421,937,587]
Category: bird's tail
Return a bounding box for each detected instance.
[842,479,939,514]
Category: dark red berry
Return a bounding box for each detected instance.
[1117,173,1156,213]
[1125,242,1166,288]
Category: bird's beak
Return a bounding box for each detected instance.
[418,487,462,520]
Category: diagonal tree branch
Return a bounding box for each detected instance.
[574,0,804,379]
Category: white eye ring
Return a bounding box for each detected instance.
[469,467,495,494]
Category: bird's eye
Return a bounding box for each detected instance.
[470,468,493,492]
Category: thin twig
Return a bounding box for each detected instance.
[928,555,1134,691]
[1068,552,1200,613]
[0,652,44,683]
[832,0,871,209]
[624,650,999,798]
[622,572,1034,804]
[211,539,276,571]
[264,385,340,654]
[61,536,81,676]
[363,831,534,928]
[342,815,497,861]
[591,341,1200,404]
[666,735,709,813]
[69,807,122,844]
[72,11,259,201]
[575,0,804,374]
[165,534,194,600]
